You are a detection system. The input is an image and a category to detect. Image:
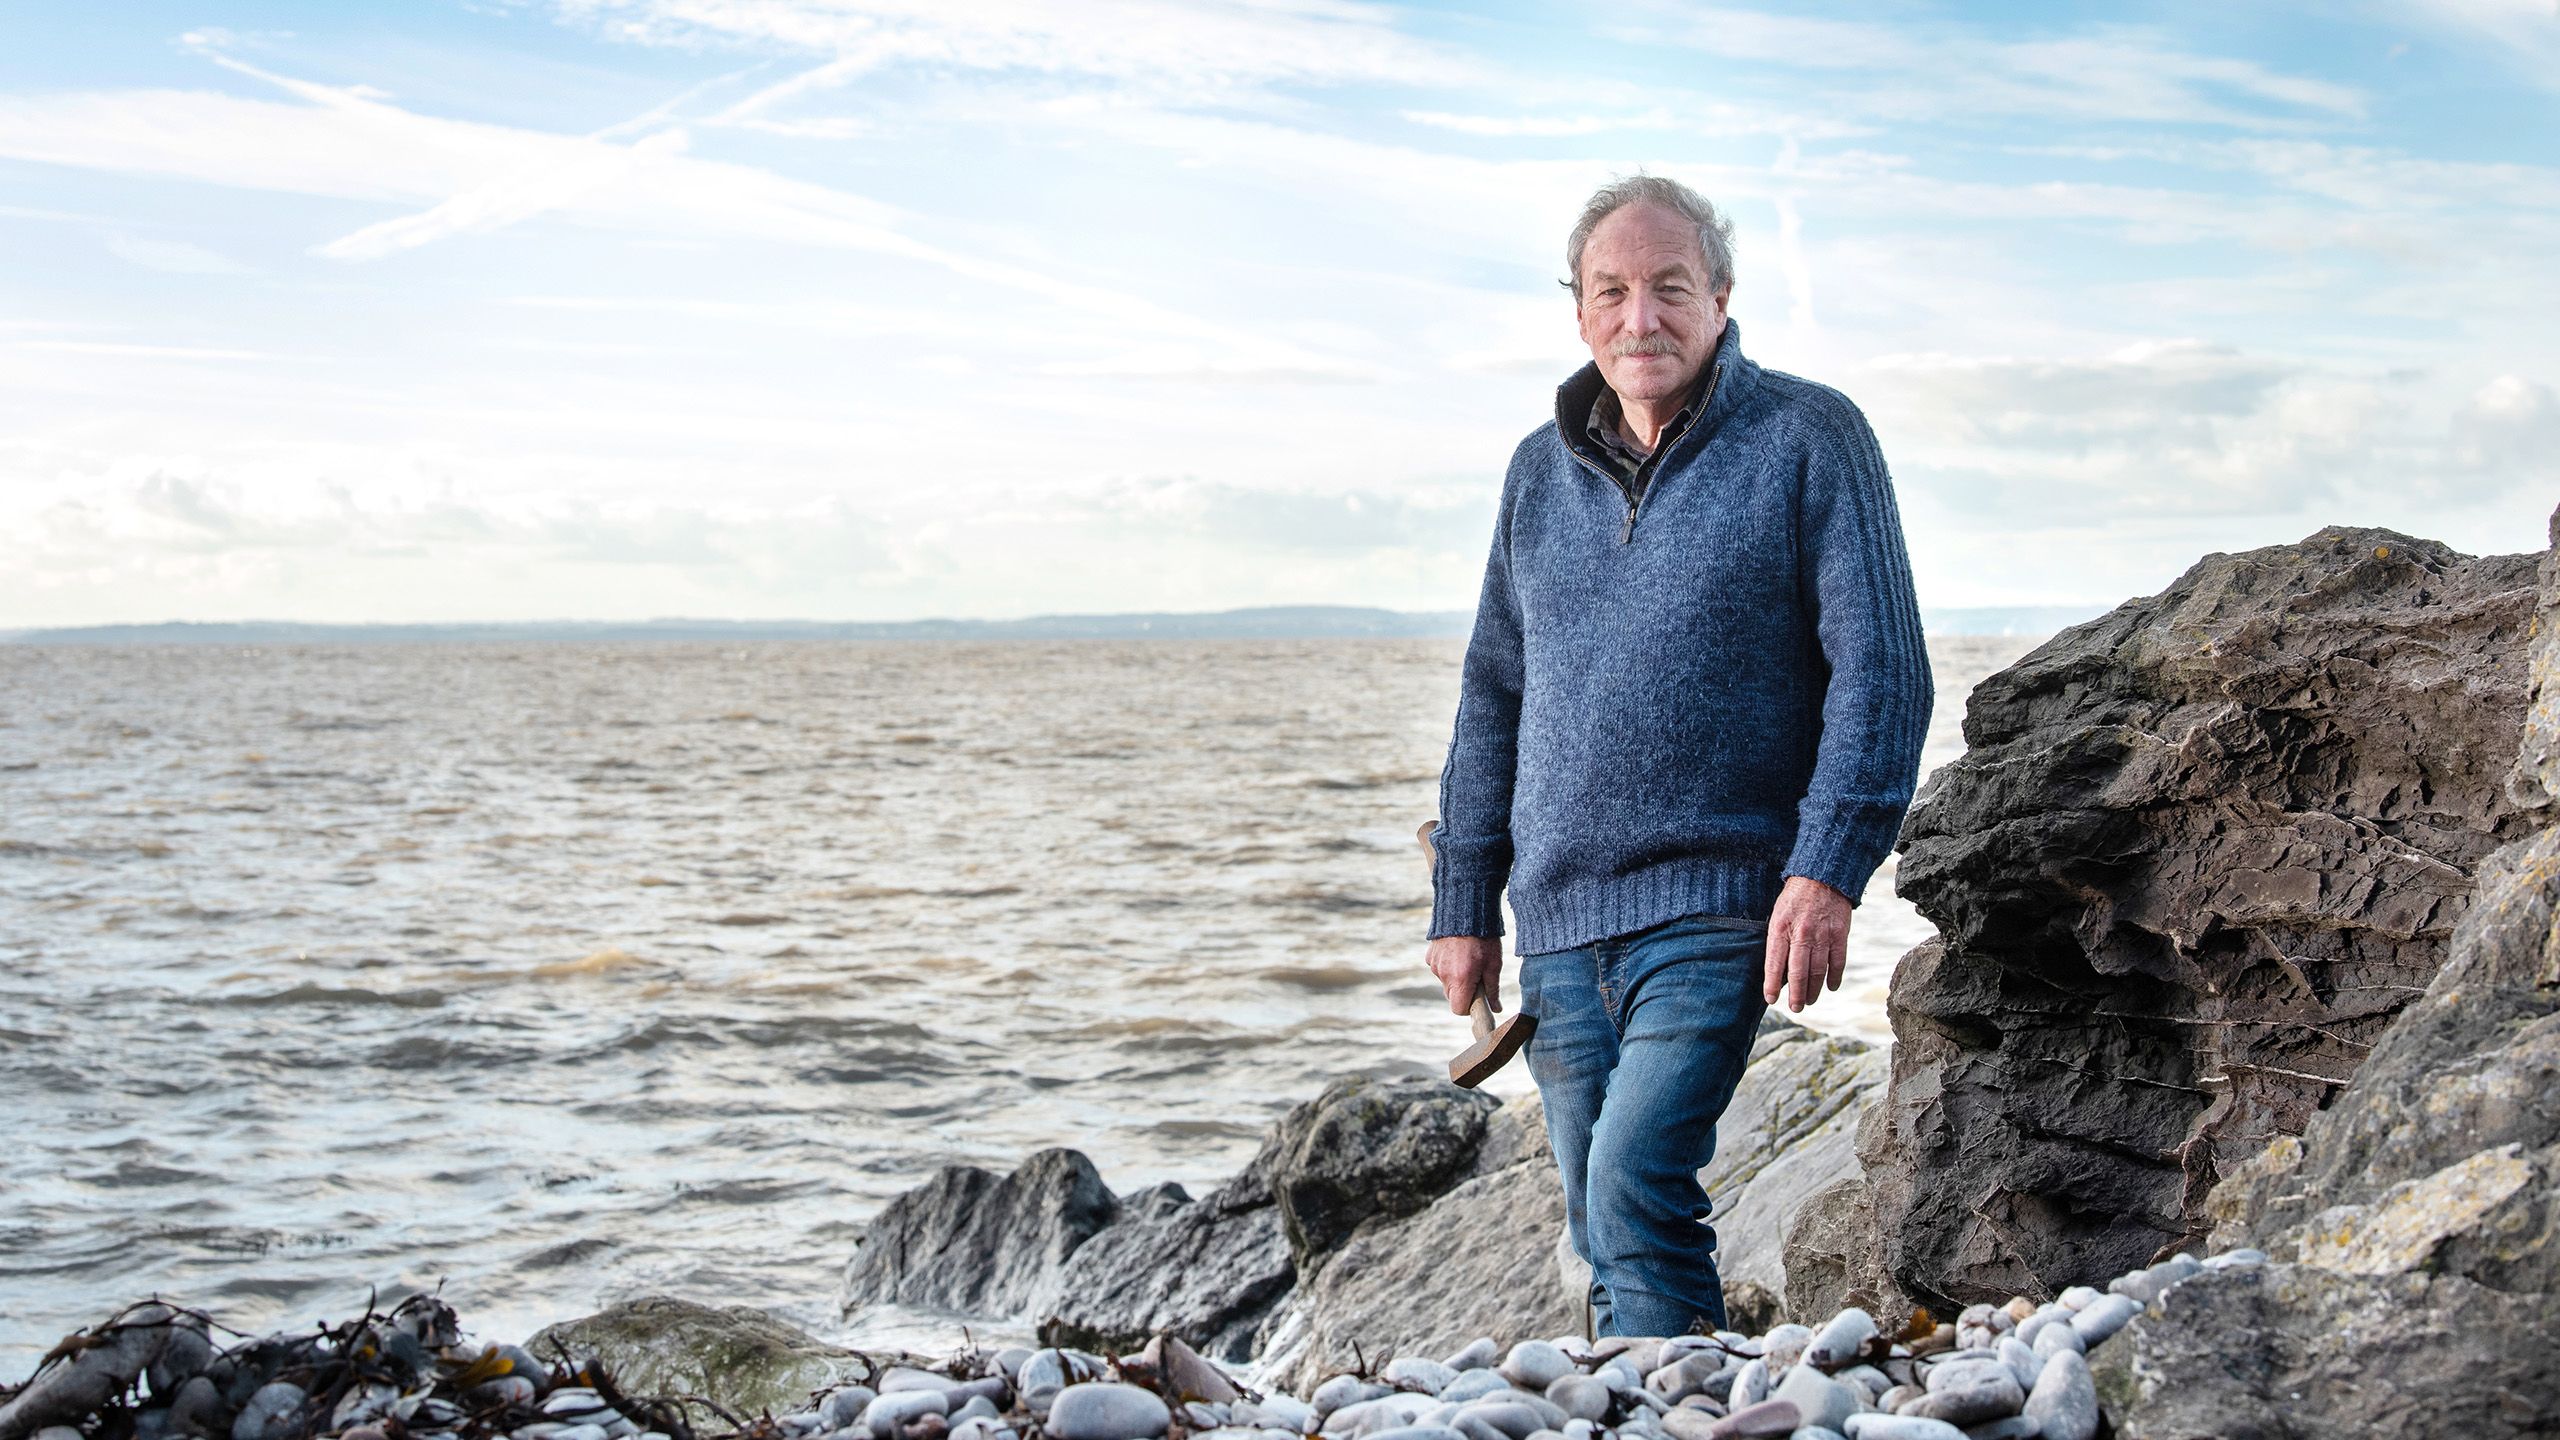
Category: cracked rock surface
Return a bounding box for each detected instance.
[1859,523,2543,1307]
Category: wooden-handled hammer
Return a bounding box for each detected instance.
[1418,820,1536,1088]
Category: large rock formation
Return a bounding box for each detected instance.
[1859,524,2542,1307]
[2086,507,2560,1435]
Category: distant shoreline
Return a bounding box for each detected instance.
[1,604,2102,647]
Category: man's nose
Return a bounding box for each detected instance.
[1625,290,1664,333]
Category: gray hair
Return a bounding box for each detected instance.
[1562,174,1735,300]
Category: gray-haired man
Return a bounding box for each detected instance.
[1424,176,1931,1335]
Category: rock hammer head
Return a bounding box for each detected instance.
[1419,820,1536,1089]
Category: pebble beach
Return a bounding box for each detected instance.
[1,1242,2260,1440]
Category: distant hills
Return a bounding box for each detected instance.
[1,604,2105,646]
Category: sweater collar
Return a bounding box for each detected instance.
[1555,316,1753,466]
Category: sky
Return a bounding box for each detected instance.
[2,0,2555,627]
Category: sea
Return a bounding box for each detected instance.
[0,634,2039,1372]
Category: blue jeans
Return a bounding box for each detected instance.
[1519,913,1769,1338]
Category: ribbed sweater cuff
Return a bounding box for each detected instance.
[1783,816,1891,908]
[1429,872,1506,939]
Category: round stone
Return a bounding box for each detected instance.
[823,1389,878,1430]
[1710,1398,1800,1438]
[1771,1364,1858,1433]
[1805,1309,1878,1371]
[1498,1342,1574,1392]
[1728,1358,1768,1409]
[1995,1337,2039,1394]
[2067,1294,2139,1348]
[1450,1401,1542,1440]
[1897,1376,2022,1425]
[1443,1339,1501,1373]
[1542,1377,1608,1424]
[2023,1351,2097,1440]
[1840,1417,1967,1440]
[1243,1397,1315,1433]
[1314,1378,1392,1423]
[865,1391,948,1439]
[1758,1325,1815,1375]
[232,1382,307,1440]
[1045,1384,1171,1440]
[1388,1360,1460,1396]
[1438,1373,1512,1406]
[2030,1325,2084,1362]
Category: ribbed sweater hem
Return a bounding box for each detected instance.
[1510,857,1784,957]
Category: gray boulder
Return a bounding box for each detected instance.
[1858,524,2543,1307]
[2089,1261,2559,1438]
[1259,1091,1577,1395]
[1271,1075,1500,1263]
[530,1296,882,1418]
[1038,1072,1495,1360]
[840,1148,1120,1319]
[1036,1134,1296,1360]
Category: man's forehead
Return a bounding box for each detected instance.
[1583,205,1706,279]
[1583,251,1703,284]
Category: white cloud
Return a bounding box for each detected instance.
[2452,374,2560,473]
[549,0,1483,96]
[2370,0,2560,88]
[1860,341,2540,520]
[11,339,281,361]
[104,233,252,274]
[1400,109,1664,138]
[0,55,1375,381]
[316,126,695,260]
[1626,8,2366,129]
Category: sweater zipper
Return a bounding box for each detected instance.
[1592,360,1723,547]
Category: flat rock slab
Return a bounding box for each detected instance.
[530,1296,881,1418]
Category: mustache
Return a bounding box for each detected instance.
[1610,335,1680,358]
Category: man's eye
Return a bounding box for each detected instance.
[1662,287,1690,299]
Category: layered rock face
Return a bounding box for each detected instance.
[2087,508,2560,1436]
[1864,525,2542,1306]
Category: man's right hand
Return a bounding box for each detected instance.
[1425,935,1504,1016]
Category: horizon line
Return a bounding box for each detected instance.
[2,601,2112,645]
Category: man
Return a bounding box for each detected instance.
[1423,175,1931,1338]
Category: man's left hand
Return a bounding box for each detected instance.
[1763,875,1851,1013]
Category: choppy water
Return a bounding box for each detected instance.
[0,635,2035,1372]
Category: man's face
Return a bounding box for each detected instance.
[1574,201,1729,408]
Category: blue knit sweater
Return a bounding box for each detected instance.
[1430,320,1932,955]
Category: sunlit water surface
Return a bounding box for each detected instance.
[0,635,2038,1371]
